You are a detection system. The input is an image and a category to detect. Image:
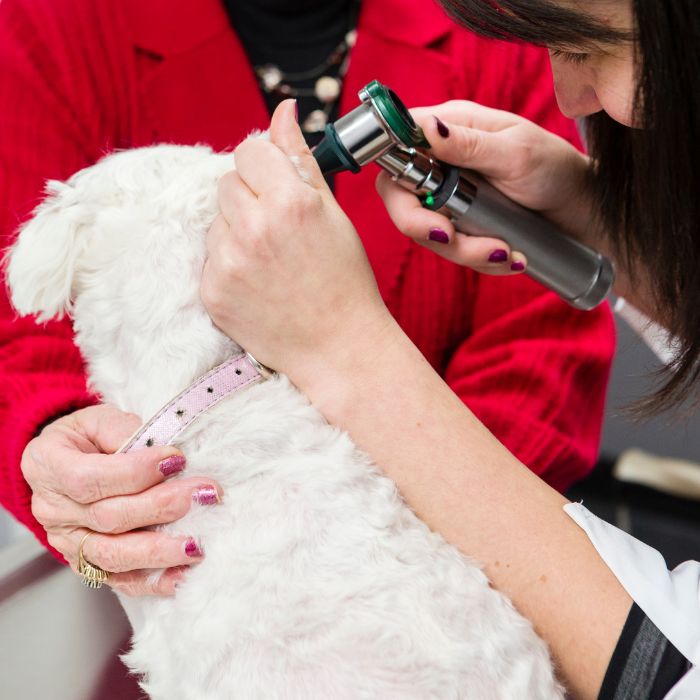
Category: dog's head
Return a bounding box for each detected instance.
[5,145,242,413]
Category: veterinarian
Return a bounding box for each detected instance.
[201,1,699,699]
[0,0,614,595]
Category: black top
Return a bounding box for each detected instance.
[222,0,358,147]
[599,603,691,700]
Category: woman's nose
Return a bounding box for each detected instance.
[550,59,603,119]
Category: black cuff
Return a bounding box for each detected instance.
[599,602,691,700]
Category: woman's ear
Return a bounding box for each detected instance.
[3,180,89,322]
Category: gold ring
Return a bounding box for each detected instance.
[77,531,110,589]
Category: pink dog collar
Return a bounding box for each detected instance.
[118,352,272,454]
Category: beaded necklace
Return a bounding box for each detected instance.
[255,24,357,134]
[224,0,361,140]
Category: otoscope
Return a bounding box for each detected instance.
[313,81,614,310]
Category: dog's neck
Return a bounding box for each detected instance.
[117,352,267,453]
[74,306,242,421]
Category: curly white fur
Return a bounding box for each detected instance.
[6,144,564,700]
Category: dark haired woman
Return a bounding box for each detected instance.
[202,1,699,698]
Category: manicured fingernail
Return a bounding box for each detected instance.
[434,116,450,138]
[192,486,219,506]
[158,454,186,477]
[428,228,450,244]
[184,538,204,558]
[488,249,509,263]
[511,261,526,272]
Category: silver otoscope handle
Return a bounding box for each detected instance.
[377,147,614,311]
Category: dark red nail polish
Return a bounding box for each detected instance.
[511,261,526,272]
[184,538,204,558]
[428,228,450,244]
[488,249,508,263]
[434,116,450,138]
[159,455,186,477]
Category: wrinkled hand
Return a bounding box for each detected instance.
[22,404,223,596]
[376,101,594,273]
[201,99,393,378]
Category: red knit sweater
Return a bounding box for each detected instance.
[0,0,615,559]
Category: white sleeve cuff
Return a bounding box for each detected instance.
[563,502,700,666]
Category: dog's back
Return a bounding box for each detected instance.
[6,145,564,700]
[122,372,561,700]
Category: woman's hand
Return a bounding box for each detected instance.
[23,404,223,596]
[376,101,596,274]
[201,99,394,378]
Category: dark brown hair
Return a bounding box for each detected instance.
[440,0,700,413]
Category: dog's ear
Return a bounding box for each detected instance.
[4,180,90,322]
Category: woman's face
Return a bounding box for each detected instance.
[548,2,637,126]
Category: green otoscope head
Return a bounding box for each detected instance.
[313,80,429,176]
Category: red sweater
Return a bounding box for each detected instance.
[0,0,614,558]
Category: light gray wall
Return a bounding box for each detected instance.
[0,537,131,700]
[600,315,700,463]
[0,508,24,550]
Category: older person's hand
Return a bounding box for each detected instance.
[201,99,394,380]
[23,404,223,596]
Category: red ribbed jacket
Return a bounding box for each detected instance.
[0,0,614,558]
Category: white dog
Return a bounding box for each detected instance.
[6,144,564,700]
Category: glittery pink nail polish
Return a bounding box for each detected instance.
[192,486,219,506]
[184,538,204,558]
[158,454,186,477]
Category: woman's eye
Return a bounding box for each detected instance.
[550,49,590,65]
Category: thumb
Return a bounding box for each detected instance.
[269,100,327,190]
[417,115,514,181]
[70,404,143,454]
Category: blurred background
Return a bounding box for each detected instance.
[570,313,700,569]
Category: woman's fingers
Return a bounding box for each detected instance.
[376,172,457,243]
[233,138,303,199]
[376,172,526,274]
[45,477,223,534]
[108,566,187,598]
[20,404,224,589]
[234,99,327,201]
[411,101,519,133]
[25,403,188,505]
[83,478,222,534]
[269,99,328,190]
[69,529,205,574]
[28,438,187,504]
[56,402,143,455]
[441,234,528,274]
[415,115,519,179]
[216,174,259,231]
[231,100,327,206]
[376,99,541,275]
